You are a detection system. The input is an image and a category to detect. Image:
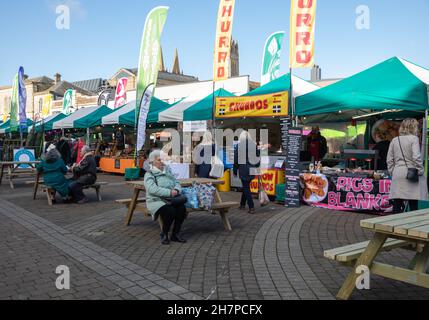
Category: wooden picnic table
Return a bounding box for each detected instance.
[334,209,429,300]
[124,178,237,231]
[0,161,40,189]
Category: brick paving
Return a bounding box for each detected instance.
[0,173,428,300]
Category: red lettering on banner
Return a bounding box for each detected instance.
[379,179,391,194]
[218,51,228,63]
[219,36,229,48]
[356,194,370,210]
[217,67,225,79]
[220,21,231,33]
[296,51,312,64]
[298,0,313,8]
[296,32,311,45]
[222,5,233,17]
[362,179,374,193]
[256,100,262,110]
[264,100,269,109]
[368,194,381,211]
[297,14,312,27]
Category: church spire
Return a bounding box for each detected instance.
[159,46,165,72]
[172,49,181,74]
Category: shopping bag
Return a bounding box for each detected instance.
[194,183,216,211]
[182,186,200,209]
[258,176,270,207]
[209,155,224,179]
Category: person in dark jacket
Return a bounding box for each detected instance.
[195,131,216,178]
[56,137,72,165]
[69,145,97,204]
[37,145,70,201]
[233,131,260,214]
[372,132,390,171]
[306,126,328,162]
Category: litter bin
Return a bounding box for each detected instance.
[216,169,231,192]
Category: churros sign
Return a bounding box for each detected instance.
[213,0,236,81]
[215,91,289,118]
[290,0,317,68]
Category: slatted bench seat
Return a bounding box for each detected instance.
[117,198,238,231]
[324,238,413,266]
[41,182,107,206]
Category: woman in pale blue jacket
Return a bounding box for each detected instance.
[144,150,187,245]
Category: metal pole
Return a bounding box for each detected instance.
[87,128,90,146]
[289,68,296,126]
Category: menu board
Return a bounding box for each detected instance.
[284,126,302,208]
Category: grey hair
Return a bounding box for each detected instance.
[148,149,162,164]
[81,145,91,154]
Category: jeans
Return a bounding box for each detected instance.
[69,181,86,202]
[155,204,187,236]
[392,199,418,213]
[240,179,254,209]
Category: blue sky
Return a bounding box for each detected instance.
[0,0,428,86]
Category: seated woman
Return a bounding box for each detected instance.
[69,145,97,204]
[144,150,187,245]
[37,145,70,202]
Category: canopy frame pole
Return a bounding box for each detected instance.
[425,108,429,180]
[290,68,296,126]
[87,128,90,147]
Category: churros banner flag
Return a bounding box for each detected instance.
[42,94,53,117]
[114,77,128,108]
[10,74,19,132]
[215,91,289,119]
[261,31,285,85]
[290,0,317,68]
[213,0,236,81]
[136,6,169,152]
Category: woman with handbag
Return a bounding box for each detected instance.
[387,118,428,213]
[144,150,188,245]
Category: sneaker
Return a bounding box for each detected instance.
[248,208,256,214]
[170,234,187,243]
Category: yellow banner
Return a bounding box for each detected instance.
[213,0,236,81]
[42,94,53,117]
[290,0,317,68]
[250,170,285,196]
[215,91,289,118]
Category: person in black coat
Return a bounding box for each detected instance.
[56,137,72,166]
[69,145,97,204]
[233,131,260,214]
[195,132,216,178]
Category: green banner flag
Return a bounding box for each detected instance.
[63,89,74,115]
[135,6,169,151]
[261,31,285,85]
[10,74,19,132]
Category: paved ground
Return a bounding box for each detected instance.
[0,173,428,300]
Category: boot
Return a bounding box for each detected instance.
[160,233,170,245]
[248,208,256,214]
[171,233,187,243]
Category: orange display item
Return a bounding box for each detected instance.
[99,157,143,175]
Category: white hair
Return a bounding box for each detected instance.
[81,145,91,154]
[148,149,162,164]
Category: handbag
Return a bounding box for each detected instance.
[150,173,188,207]
[398,137,419,183]
[258,176,270,207]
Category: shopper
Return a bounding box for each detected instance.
[387,118,428,213]
[69,145,97,204]
[234,131,260,214]
[144,150,187,245]
[195,131,216,179]
[56,137,72,165]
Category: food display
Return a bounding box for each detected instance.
[301,173,329,202]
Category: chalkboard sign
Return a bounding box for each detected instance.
[284,127,302,208]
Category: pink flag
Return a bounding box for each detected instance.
[114,77,128,108]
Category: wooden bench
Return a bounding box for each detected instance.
[117,197,238,231]
[324,238,413,267]
[41,182,107,206]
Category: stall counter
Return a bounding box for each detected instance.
[100,157,143,174]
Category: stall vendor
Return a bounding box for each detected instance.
[372,132,390,171]
[306,126,328,162]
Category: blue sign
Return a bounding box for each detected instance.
[14,149,35,169]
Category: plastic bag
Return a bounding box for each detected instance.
[194,183,216,211]
[182,186,200,209]
[258,177,270,207]
[210,155,224,179]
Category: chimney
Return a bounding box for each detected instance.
[311,65,321,82]
[54,73,62,84]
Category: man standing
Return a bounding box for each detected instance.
[306,126,328,162]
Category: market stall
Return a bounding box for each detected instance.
[295,57,429,215]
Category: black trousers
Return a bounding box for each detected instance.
[156,204,187,235]
[392,199,418,213]
[69,181,86,202]
[240,179,254,209]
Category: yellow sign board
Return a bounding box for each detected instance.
[250,169,285,197]
[215,91,289,119]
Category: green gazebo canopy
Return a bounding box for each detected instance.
[185,88,235,121]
